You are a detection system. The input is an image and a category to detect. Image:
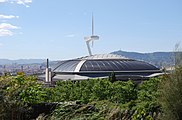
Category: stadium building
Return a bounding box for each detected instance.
[48,54,162,82]
[44,16,162,82]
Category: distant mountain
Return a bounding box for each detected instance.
[0,59,45,65]
[111,50,175,67]
[0,51,176,67]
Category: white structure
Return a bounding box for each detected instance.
[45,59,52,82]
[49,54,162,81]
[84,15,99,56]
[40,16,163,82]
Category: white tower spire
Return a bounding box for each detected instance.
[84,14,99,56]
[92,14,94,36]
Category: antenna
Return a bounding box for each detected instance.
[92,14,94,36]
[84,14,99,56]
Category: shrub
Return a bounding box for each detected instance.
[159,66,182,120]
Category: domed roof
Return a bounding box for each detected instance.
[52,54,160,73]
[78,54,128,60]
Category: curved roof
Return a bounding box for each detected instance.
[52,54,160,73]
[78,54,128,60]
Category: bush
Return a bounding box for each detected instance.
[0,75,47,119]
[0,75,163,120]
[159,66,182,120]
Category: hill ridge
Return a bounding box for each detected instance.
[111,50,174,67]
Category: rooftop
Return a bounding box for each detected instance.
[52,54,160,73]
[78,54,128,60]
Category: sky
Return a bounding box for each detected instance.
[0,0,182,60]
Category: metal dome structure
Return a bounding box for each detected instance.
[42,17,163,82]
[50,54,162,81]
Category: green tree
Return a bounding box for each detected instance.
[111,80,137,104]
[159,66,182,120]
[109,71,117,83]
[0,74,47,119]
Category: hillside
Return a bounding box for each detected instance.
[111,50,174,67]
[0,51,175,67]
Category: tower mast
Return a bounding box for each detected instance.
[84,14,99,56]
[92,14,94,36]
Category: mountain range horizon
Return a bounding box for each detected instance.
[0,50,175,67]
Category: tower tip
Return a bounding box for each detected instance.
[92,14,94,36]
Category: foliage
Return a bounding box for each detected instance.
[44,78,162,120]
[108,72,116,83]
[136,78,161,113]
[47,79,137,104]
[45,100,159,120]
[159,66,182,120]
[0,74,164,120]
[0,74,47,119]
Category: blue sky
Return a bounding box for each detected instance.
[0,0,182,60]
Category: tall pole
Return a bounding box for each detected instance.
[92,14,94,36]
[84,14,99,56]
[45,58,49,82]
[46,58,49,68]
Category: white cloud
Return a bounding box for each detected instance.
[0,23,19,29]
[0,0,32,7]
[65,34,76,38]
[0,23,19,37]
[0,43,3,46]
[0,29,13,36]
[0,0,32,37]
[16,0,32,7]
[16,0,32,4]
[0,14,19,19]
[0,0,7,3]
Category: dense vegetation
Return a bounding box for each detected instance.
[159,66,182,120]
[0,67,182,120]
